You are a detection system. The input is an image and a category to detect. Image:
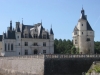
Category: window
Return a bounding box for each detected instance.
[25,50,28,55]
[43,34,46,39]
[25,34,28,38]
[34,34,38,38]
[34,43,38,46]
[5,43,6,51]
[35,29,36,32]
[17,36,19,38]
[19,43,20,46]
[43,50,46,54]
[82,32,83,34]
[8,43,10,51]
[75,40,77,44]
[11,44,13,51]
[25,42,28,46]
[82,24,83,26]
[43,42,46,46]
[19,52,20,55]
[86,38,90,41]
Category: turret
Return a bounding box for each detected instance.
[50,25,54,40]
[49,24,54,54]
[72,7,94,54]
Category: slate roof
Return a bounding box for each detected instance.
[50,28,54,35]
[3,21,52,39]
[23,24,50,39]
[7,31,16,39]
[73,26,79,32]
[87,21,93,31]
[73,8,93,32]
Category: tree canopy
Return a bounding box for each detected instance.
[54,39,100,54]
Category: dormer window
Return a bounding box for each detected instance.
[34,34,38,38]
[43,34,46,39]
[25,34,28,38]
[35,29,36,32]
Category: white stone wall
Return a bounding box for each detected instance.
[2,34,54,56]
[0,57,44,75]
[73,19,94,54]
[2,39,16,56]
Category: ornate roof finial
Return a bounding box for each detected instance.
[22,18,23,25]
[51,24,52,28]
[82,5,83,10]
[50,24,54,35]
[41,19,42,25]
[81,5,84,14]
[10,20,12,23]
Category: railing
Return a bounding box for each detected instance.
[44,54,100,59]
[0,54,100,59]
[0,54,45,59]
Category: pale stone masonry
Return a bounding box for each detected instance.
[0,21,54,56]
[72,8,94,54]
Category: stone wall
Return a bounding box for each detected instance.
[0,54,100,75]
[44,55,100,75]
[0,55,45,75]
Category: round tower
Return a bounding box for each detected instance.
[72,8,94,54]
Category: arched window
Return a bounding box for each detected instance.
[8,43,10,51]
[5,43,6,51]
[11,44,13,51]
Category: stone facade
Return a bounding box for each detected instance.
[0,55,45,75]
[72,8,94,54]
[0,21,54,56]
[0,55,100,75]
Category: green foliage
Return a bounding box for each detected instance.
[94,41,100,54]
[71,46,76,54]
[54,39,73,54]
[54,39,100,54]
[87,65,100,73]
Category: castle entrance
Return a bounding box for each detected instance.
[34,49,38,54]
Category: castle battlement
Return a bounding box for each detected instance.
[0,54,100,59]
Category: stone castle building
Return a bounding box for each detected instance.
[0,21,54,56]
[72,8,94,54]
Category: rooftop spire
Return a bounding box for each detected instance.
[82,5,83,10]
[41,19,42,25]
[51,24,52,28]
[50,24,54,35]
[22,18,23,25]
[79,6,87,20]
[81,6,84,15]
